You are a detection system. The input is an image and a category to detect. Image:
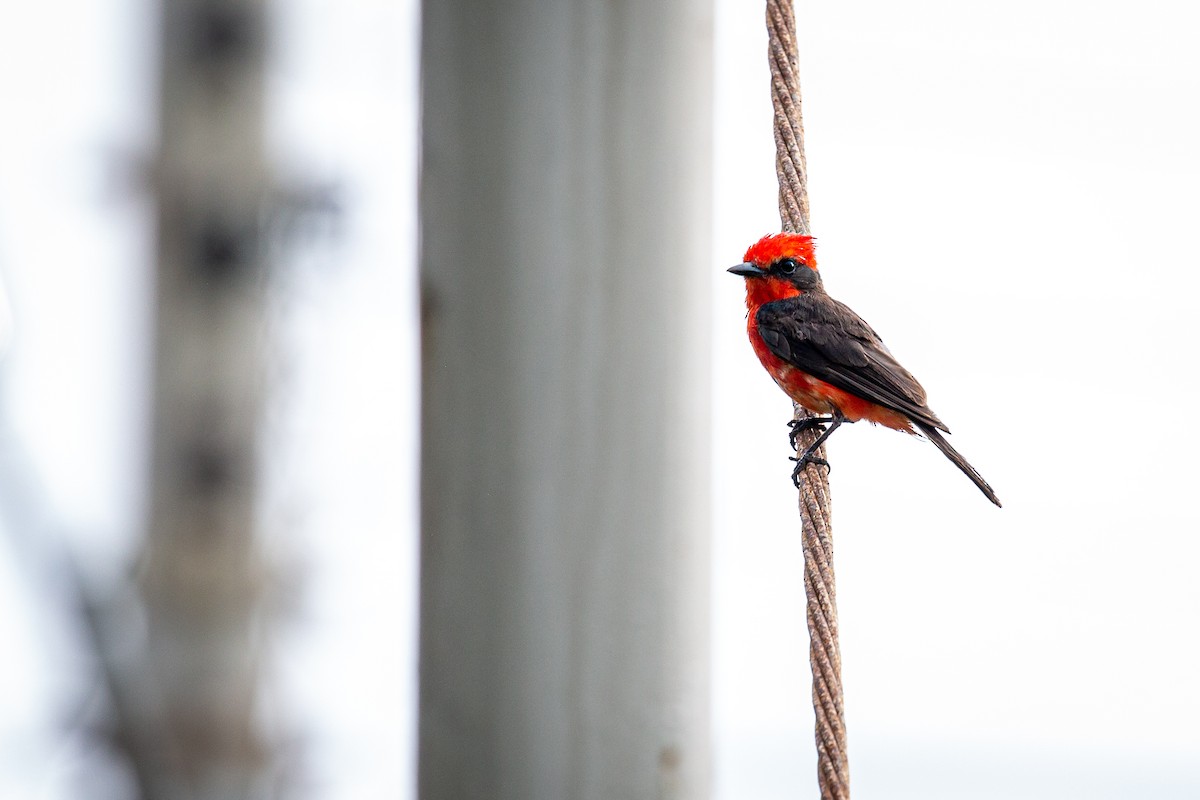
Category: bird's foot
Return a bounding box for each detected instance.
[790,452,831,487]
[787,416,834,451]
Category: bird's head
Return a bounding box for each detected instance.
[728,233,821,307]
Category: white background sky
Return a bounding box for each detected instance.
[714,2,1200,798]
[2,1,1198,799]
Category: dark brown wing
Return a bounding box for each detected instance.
[755,293,948,431]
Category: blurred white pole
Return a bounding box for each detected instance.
[419,2,713,799]
[135,1,273,797]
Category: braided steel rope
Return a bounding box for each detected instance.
[766,2,849,797]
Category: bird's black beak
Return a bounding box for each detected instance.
[728,262,766,277]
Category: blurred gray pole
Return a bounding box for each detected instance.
[136,0,273,797]
[419,2,713,799]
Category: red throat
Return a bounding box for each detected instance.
[744,276,802,308]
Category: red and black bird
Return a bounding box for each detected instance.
[730,232,1001,507]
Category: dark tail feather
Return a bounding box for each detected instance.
[915,423,1002,507]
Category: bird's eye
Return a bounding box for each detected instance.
[778,258,799,275]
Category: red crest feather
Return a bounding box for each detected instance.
[743,233,817,270]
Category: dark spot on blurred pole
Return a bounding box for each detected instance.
[658,745,682,772]
[193,214,258,285]
[182,441,238,497]
[189,4,262,68]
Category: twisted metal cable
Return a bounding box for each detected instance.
[767,1,849,797]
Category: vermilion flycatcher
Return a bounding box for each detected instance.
[730,232,1001,507]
